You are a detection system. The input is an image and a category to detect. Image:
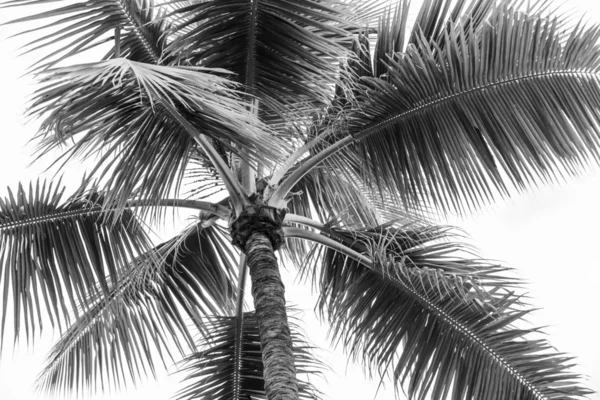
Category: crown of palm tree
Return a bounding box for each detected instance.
[0,0,598,399]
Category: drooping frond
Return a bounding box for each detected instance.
[276,104,435,227]
[1,0,165,68]
[177,311,324,400]
[287,166,380,229]
[166,0,357,122]
[36,222,239,395]
[30,59,278,214]
[345,3,600,214]
[282,161,433,270]
[0,180,153,346]
[309,224,590,399]
[183,152,228,200]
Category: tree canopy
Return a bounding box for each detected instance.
[0,0,598,399]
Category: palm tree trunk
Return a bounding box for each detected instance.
[246,231,299,399]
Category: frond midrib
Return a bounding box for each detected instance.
[115,0,161,63]
[0,207,103,232]
[391,274,547,400]
[38,274,135,386]
[37,267,166,390]
[355,69,598,140]
[233,315,243,400]
[244,0,259,94]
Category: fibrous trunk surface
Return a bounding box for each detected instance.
[246,231,299,399]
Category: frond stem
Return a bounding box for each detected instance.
[115,27,121,58]
[158,101,249,216]
[268,130,333,188]
[268,135,354,207]
[128,199,231,219]
[283,213,327,231]
[282,226,372,266]
[241,99,259,194]
[0,199,229,232]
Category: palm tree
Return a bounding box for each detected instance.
[0,0,598,398]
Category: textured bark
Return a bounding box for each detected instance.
[246,232,299,400]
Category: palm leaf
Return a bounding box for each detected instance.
[372,0,410,78]
[166,0,357,122]
[344,3,600,214]
[373,0,551,75]
[30,59,278,214]
[1,0,165,68]
[283,160,434,271]
[287,166,381,230]
[177,310,324,400]
[182,151,228,200]
[0,180,153,346]
[312,224,590,399]
[337,0,517,87]
[36,221,239,395]
[406,0,502,53]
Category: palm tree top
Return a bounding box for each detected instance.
[0,0,598,399]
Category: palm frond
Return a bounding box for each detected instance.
[277,115,439,271]
[30,59,278,215]
[277,105,435,223]
[182,152,228,200]
[166,0,356,122]
[375,0,552,70]
[345,3,600,215]
[177,310,324,400]
[1,0,165,68]
[341,0,514,81]
[311,224,590,399]
[36,222,239,395]
[407,0,500,52]
[287,166,381,230]
[283,160,434,270]
[0,180,153,346]
[372,0,410,78]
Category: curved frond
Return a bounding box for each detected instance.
[2,0,165,68]
[311,224,590,400]
[183,153,228,200]
[346,4,600,214]
[31,59,278,213]
[36,222,239,395]
[166,0,356,121]
[177,310,324,400]
[287,166,380,230]
[283,160,433,269]
[0,180,153,346]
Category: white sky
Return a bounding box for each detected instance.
[0,1,599,399]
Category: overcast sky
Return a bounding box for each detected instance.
[0,1,598,399]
